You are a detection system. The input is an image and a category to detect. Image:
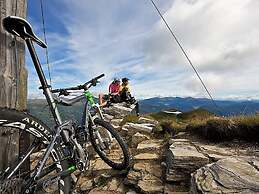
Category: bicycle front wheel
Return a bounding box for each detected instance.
[0,108,72,194]
[89,118,130,170]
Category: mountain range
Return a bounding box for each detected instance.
[139,97,259,116]
[27,97,259,127]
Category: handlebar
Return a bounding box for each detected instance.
[51,73,105,94]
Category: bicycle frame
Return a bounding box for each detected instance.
[25,38,70,143]
[2,16,120,192]
[9,38,112,187]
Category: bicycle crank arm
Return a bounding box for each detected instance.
[26,166,76,193]
[35,163,58,180]
[40,166,76,190]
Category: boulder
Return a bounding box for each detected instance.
[105,178,122,191]
[136,139,163,154]
[120,127,129,137]
[103,113,114,121]
[168,138,189,145]
[88,189,123,194]
[126,191,138,194]
[131,132,150,148]
[111,118,123,126]
[124,170,142,186]
[124,123,153,135]
[125,168,164,194]
[173,132,187,139]
[198,144,234,161]
[134,153,160,161]
[91,158,112,175]
[190,157,259,194]
[138,117,159,125]
[103,103,134,118]
[78,177,94,191]
[165,139,209,183]
[134,162,162,178]
[164,183,188,194]
[138,174,164,194]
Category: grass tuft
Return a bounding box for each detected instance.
[120,114,139,126]
[148,109,259,142]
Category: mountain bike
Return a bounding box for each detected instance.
[0,16,130,194]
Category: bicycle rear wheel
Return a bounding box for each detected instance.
[89,118,130,170]
[0,108,72,194]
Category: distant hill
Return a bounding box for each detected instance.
[27,97,259,127]
[27,99,84,127]
[139,97,259,116]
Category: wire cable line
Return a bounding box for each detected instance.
[40,0,52,87]
[149,0,222,115]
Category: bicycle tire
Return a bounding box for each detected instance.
[89,118,130,170]
[0,108,72,194]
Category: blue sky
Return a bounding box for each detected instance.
[27,0,259,99]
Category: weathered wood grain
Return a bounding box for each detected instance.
[0,0,27,110]
[0,0,28,174]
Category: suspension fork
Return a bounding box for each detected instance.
[94,104,113,142]
[83,102,105,149]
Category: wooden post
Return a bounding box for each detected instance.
[0,0,28,172]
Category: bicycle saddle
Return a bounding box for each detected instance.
[2,16,47,48]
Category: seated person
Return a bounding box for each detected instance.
[99,78,121,106]
[119,77,140,116]
[109,78,121,103]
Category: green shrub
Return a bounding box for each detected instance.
[179,108,215,120]
[149,110,259,142]
[188,115,259,142]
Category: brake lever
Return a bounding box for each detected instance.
[92,80,97,86]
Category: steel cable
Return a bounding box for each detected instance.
[40,0,52,87]
[149,0,223,115]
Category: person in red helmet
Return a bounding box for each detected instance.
[99,78,121,106]
[109,78,120,94]
[109,78,121,103]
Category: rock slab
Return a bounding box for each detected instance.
[166,139,209,182]
[190,157,259,194]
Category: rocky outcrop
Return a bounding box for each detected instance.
[123,136,167,194]
[76,103,174,194]
[165,138,258,186]
[138,117,159,125]
[123,123,154,136]
[166,139,209,183]
[137,139,163,154]
[103,102,135,118]
[76,103,258,194]
[190,157,259,194]
[131,132,150,148]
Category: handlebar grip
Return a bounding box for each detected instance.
[94,73,105,80]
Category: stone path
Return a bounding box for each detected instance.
[74,103,259,194]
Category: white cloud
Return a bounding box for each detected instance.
[140,0,259,98]
[27,0,259,100]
